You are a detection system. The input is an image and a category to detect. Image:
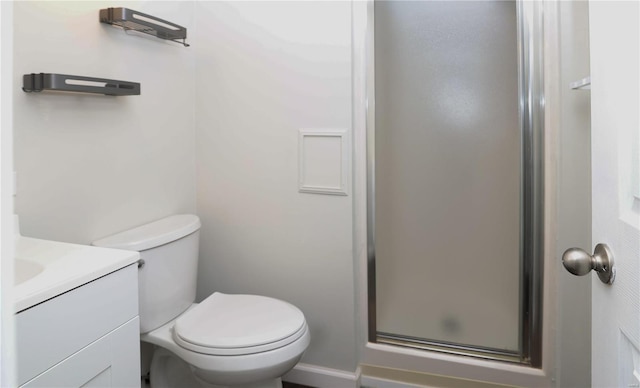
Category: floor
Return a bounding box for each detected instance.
[143,377,314,388]
[283,383,314,388]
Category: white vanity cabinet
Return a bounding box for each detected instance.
[16,264,140,387]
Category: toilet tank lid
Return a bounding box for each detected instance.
[92,214,201,252]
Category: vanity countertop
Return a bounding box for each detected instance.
[14,237,140,313]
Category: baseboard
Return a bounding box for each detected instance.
[360,376,424,388]
[283,363,361,388]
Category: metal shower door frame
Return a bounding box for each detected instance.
[366,0,545,367]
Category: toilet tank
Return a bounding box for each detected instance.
[93,214,201,333]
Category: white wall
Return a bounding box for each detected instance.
[556,2,592,386]
[1,2,16,386]
[13,1,196,244]
[193,1,358,373]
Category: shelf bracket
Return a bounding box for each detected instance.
[100,7,190,47]
[570,76,591,90]
[22,73,141,96]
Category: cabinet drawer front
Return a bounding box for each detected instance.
[16,265,138,385]
[20,317,140,388]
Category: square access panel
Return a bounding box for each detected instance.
[298,129,349,196]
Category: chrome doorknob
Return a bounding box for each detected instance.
[562,243,615,285]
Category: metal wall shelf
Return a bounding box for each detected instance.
[22,73,140,96]
[100,7,189,47]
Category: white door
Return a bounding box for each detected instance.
[589,1,640,386]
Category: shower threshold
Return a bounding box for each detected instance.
[376,332,525,365]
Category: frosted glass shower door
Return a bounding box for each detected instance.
[374,1,522,353]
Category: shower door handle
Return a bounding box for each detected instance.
[562,243,615,285]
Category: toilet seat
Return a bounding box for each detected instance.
[173,292,307,356]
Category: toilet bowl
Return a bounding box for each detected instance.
[93,215,310,388]
[144,294,310,388]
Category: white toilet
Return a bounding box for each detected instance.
[93,214,310,388]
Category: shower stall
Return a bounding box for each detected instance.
[364,0,544,366]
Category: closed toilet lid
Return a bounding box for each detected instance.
[173,292,307,356]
